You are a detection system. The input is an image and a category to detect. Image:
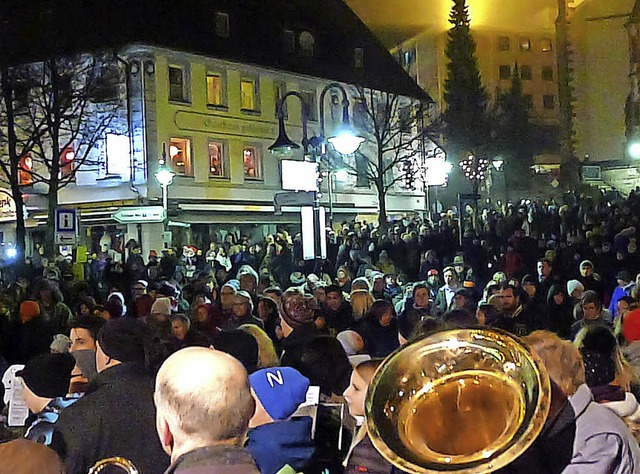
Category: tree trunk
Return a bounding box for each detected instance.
[376,179,388,235]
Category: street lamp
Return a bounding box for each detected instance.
[269,83,364,259]
[155,167,175,218]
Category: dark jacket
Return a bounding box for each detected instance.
[246,418,315,474]
[355,318,400,358]
[165,445,259,474]
[280,324,323,368]
[320,301,353,334]
[53,362,170,474]
[345,432,397,474]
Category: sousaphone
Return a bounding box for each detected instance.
[365,328,551,473]
[88,457,139,474]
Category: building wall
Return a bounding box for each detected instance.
[570,0,636,162]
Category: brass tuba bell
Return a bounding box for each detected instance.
[87,457,139,474]
[365,328,551,473]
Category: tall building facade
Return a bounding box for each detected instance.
[0,0,431,256]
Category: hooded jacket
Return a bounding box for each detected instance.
[563,384,640,473]
[246,417,315,474]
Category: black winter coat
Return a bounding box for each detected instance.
[53,362,170,474]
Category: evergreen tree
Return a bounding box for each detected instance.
[443,0,489,156]
[494,63,534,189]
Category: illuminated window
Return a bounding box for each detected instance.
[243,146,261,180]
[497,36,510,51]
[241,78,259,111]
[299,32,315,57]
[274,81,288,119]
[206,74,224,106]
[169,138,192,176]
[541,39,553,52]
[520,65,532,81]
[208,141,226,178]
[542,66,554,82]
[168,66,188,102]
[18,153,33,185]
[543,95,555,110]
[60,145,75,179]
[519,38,532,51]
[106,134,130,179]
[214,12,230,38]
[301,90,318,121]
[499,65,511,80]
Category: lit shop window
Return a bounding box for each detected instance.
[106,134,130,179]
[243,146,261,180]
[241,78,259,111]
[209,141,226,178]
[169,138,192,176]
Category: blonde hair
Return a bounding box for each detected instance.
[239,324,279,369]
[523,330,585,397]
[350,289,374,321]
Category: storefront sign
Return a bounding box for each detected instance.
[0,189,17,222]
[175,111,278,139]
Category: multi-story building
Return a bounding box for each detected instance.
[0,0,430,257]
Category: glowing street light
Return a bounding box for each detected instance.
[155,167,175,216]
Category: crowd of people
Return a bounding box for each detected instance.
[2,188,640,473]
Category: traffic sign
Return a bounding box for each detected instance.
[112,206,166,224]
[55,208,77,234]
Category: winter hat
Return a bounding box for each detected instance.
[16,353,75,398]
[336,330,365,356]
[623,309,640,343]
[579,325,617,388]
[50,334,71,354]
[453,255,464,265]
[212,330,259,374]
[150,297,173,318]
[616,270,631,282]
[427,269,439,277]
[97,318,147,363]
[249,367,310,420]
[19,300,40,323]
[566,280,584,297]
[281,290,316,328]
[223,279,241,291]
[106,292,127,317]
[580,260,594,270]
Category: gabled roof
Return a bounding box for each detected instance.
[0,0,432,102]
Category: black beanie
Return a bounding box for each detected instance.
[212,330,259,374]
[16,353,75,399]
[97,318,147,363]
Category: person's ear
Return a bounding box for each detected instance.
[156,413,174,456]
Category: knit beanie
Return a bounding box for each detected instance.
[623,309,640,343]
[249,367,310,420]
[19,300,40,323]
[281,291,316,328]
[580,260,594,270]
[579,325,617,388]
[16,353,75,398]
[97,318,147,363]
[566,280,584,297]
[223,279,241,292]
[150,297,173,318]
[212,330,259,374]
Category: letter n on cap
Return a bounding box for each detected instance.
[266,370,284,388]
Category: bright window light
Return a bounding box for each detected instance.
[106,134,131,179]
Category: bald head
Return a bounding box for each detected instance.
[155,347,255,452]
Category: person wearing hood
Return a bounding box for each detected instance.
[355,300,399,358]
[577,325,640,441]
[105,291,127,319]
[577,260,605,300]
[570,291,613,341]
[609,270,636,320]
[246,367,314,474]
[547,284,574,339]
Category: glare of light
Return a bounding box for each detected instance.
[629,142,640,159]
[328,132,365,155]
[155,168,175,186]
[6,248,17,259]
[492,158,504,171]
[334,169,349,182]
[169,145,180,158]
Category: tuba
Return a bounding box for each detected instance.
[88,457,139,474]
[365,328,551,473]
